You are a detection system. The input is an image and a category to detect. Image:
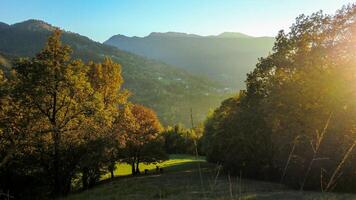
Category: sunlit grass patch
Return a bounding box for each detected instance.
[101,154,204,179]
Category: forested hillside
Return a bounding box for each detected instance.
[105,32,274,88]
[0,20,229,125]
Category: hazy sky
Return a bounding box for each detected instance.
[1,0,354,42]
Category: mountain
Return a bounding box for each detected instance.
[12,19,56,32]
[0,20,230,126]
[148,32,201,38]
[216,32,252,38]
[0,22,9,29]
[104,32,275,89]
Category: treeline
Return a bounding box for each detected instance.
[203,5,356,192]
[0,30,167,199]
[162,124,204,155]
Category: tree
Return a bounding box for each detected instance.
[119,104,166,175]
[0,69,15,167]
[79,57,128,187]
[0,69,21,168]
[162,124,200,155]
[14,29,98,196]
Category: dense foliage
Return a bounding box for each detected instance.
[162,124,204,155]
[203,5,356,192]
[0,30,167,199]
[118,104,167,175]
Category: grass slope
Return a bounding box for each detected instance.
[64,155,356,200]
[101,154,205,179]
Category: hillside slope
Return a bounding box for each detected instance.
[63,155,356,200]
[105,32,275,89]
[0,20,229,125]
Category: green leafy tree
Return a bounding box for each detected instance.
[162,124,201,155]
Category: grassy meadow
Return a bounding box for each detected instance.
[64,155,356,200]
[101,154,205,179]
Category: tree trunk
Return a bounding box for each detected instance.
[131,158,136,175]
[82,167,89,190]
[135,156,140,175]
[109,160,115,179]
[110,170,114,179]
[63,176,72,195]
[53,127,62,196]
[89,176,96,188]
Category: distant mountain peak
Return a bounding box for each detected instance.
[147,32,201,38]
[12,19,57,32]
[110,34,131,39]
[216,32,252,38]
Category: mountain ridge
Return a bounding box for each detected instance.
[105,31,275,88]
[11,19,57,32]
[107,31,271,40]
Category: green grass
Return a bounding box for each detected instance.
[101,154,204,179]
[64,154,356,200]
